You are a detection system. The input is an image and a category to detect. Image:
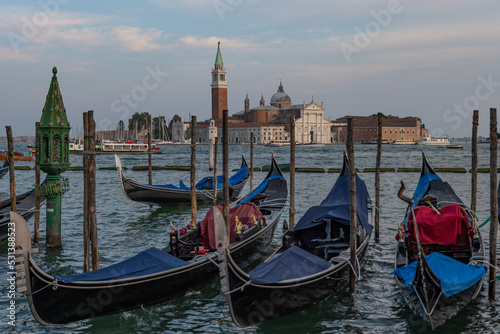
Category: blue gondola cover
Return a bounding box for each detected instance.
[392,252,487,298]
[293,173,373,235]
[54,247,188,283]
[151,163,249,191]
[249,246,333,284]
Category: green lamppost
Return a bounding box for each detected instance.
[37,67,71,247]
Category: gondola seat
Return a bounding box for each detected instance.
[407,204,471,262]
[199,202,263,249]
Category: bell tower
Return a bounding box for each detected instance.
[211,42,227,120]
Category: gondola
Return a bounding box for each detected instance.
[0,158,8,178]
[115,154,250,204]
[393,152,486,330]
[1,189,44,242]
[13,155,287,325]
[216,152,373,327]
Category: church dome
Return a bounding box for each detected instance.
[270,81,291,106]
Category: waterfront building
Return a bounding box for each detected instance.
[331,115,429,144]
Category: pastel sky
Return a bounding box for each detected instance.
[1,0,499,137]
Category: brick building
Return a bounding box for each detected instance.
[331,116,428,144]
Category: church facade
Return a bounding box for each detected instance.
[234,82,333,144]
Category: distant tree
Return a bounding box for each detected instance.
[127,112,151,131]
[369,113,400,119]
[117,120,125,131]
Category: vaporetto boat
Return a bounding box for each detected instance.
[417,134,451,145]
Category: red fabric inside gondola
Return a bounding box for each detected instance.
[199,203,263,249]
[408,204,469,246]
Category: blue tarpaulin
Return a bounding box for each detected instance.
[249,246,332,284]
[53,247,188,283]
[152,163,249,191]
[392,252,487,298]
[195,163,250,190]
[294,173,373,236]
[236,176,285,206]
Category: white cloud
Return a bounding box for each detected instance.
[178,36,255,50]
[111,26,169,52]
[0,46,37,63]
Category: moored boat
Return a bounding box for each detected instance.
[393,153,486,330]
[115,155,250,204]
[217,152,373,327]
[0,151,34,162]
[1,189,45,242]
[13,155,287,325]
[0,159,8,178]
[446,144,463,149]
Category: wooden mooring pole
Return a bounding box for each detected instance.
[223,110,230,243]
[89,111,99,270]
[347,118,358,293]
[6,126,16,213]
[190,116,197,227]
[209,137,214,171]
[148,131,152,185]
[250,133,254,191]
[213,137,218,205]
[83,113,90,272]
[471,110,479,213]
[34,122,41,243]
[83,111,99,271]
[289,116,296,230]
[489,108,498,299]
[375,113,382,239]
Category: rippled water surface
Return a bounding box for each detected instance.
[1,142,499,333]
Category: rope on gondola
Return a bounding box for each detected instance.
[478,216,491,229]
[193,253,220,268]
[28,279,58,295]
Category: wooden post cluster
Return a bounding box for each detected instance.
[5,126,16,213]
[223,110,230,243]
[471,110,478,213]
[148,131,152,185]
[489,108,498,299]
[250,133,254,191]
[289,116,296,230]
[83,111,99,271]
[34,122,41,242]
[375,113,382,239]
[190,116,197,227]
[347,118,358,293]
[213,137,218,205]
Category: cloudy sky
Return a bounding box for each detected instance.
[1,0,499,137]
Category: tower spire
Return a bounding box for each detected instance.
[211,42,227,120]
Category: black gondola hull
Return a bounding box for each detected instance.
[0,189,43,242]
[26,211,281,325]
[225,236,370,327]
[121,176,246,204]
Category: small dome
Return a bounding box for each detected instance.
[270,81,291,104]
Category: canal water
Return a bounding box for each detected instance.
[1,142,499,333]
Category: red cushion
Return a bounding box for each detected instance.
[408,204,468,246]
[199,203,263,249]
